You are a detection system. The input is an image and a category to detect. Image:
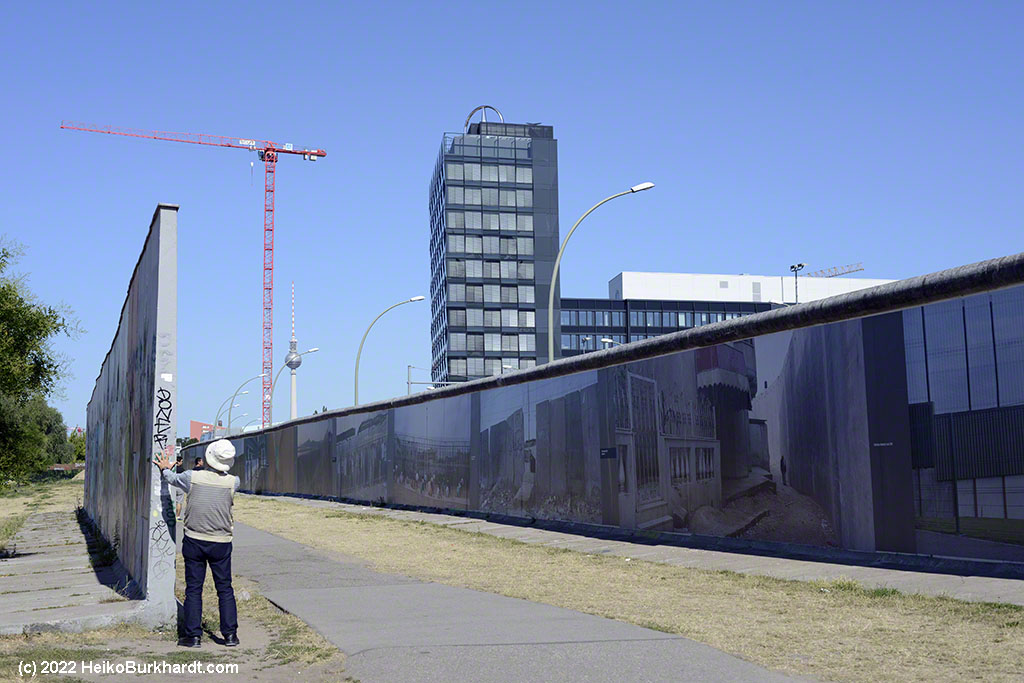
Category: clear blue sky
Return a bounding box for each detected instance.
[2,2,1022,432]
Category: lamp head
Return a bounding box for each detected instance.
[601,338,615,344]
[306,347,320,354]
[630,182,655,193]
[410,296,426,302]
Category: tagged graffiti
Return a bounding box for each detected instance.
[153,387,173,451]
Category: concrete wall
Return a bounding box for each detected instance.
[85,204,177,627]
[610,271,893,305]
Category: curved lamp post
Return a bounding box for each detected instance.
[214,392,247,436]
[269,348,319,423]
[228,413,248,433]
[547,182,654,361]
[226,373,266,440]
[355,296,425,405]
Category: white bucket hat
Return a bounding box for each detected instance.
[204,439,236,473]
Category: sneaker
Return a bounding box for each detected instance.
[223,633,239,647]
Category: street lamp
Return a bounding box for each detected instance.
[355,296,425,405]
[601,337,623,347]
[547,182,654,361]
[214,392,247,436]
[790,263,806,304]
[269,348,319,423]
[228,413,248,433]
[227,373,266,439]
[242,418,260,431]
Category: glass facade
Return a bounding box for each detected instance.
[558,297,773,355]
[430,121,558,384]
[188,283,1024,562]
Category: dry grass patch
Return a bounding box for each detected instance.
[235,494,1024,683]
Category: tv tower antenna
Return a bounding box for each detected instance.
[285,282,303,420]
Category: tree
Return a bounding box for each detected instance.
[0,240,76,482]
[68,428,86,461]
[176,436,198,448]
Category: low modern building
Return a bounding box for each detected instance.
[610,271,893,305]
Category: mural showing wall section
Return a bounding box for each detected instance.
[187,283,1024,563]
[85,204,177,626]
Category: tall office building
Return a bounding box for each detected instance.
[430,111,559,384]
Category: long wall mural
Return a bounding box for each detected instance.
[85,204,178,625]
[187,283,1024,562]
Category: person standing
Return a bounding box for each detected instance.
[154,439,240,648]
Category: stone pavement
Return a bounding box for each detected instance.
[0,511,137,635]
[252,495,1024,607]
[231,523,799,683]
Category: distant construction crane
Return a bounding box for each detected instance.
[60,121,326,427]
[805,262,865,278]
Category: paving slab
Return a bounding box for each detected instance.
[232,523,797,683]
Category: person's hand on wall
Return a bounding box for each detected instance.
[153,448,173,471]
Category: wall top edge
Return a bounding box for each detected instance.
[184,250,1024,449]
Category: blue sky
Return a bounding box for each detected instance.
[2,2,1022,432]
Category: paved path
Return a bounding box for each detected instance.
[0,511,136,634]
[256,497,1024,607]
[232,523,798,683]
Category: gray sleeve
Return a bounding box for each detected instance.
[233,476,240,493]
[162,468,192,493]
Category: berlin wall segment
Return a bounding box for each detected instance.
[85,204,177,627]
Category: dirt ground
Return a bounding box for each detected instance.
[234,493,1024,683]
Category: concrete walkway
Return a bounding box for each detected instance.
[0,511,136,635]
[251,496,1024,607]
[232,523,798,682]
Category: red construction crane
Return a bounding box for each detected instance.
[61,121,326,427]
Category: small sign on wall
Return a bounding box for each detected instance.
[600,447,617,459]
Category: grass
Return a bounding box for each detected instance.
[0,513,27,556]
[234,494,1024,683]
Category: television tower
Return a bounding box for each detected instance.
[285,282,303,419]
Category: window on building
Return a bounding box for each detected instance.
[519,310,535,327]
[466,307,483,326]
[499,213,516,231]
[518,262,534,279]
[446,163,463,180]
[467,357,484,376]
[502,358,519,372]
[463,163,481,181]
[519,334,536,352]
[464,188,482,205]
[465,211,482,230]
[448,235,464,253]
[679,311,693,327]
[518,285,535,304]
[450,358,467,375]
[516,167,532,184]
[629,311,642,327]
[465,260,482,278]
[448,283,465,301]
[465,236,482,253]
[521,359,536,369]
[499,190,516,207]
[446,211,464,229]
[482,213,499,230]
[446,186,464,204]
[502,334,519,352]
[499,165,516,183]
[517,237,534,255]
[501,286,518,303]
[611,311,624,327]
[485,333,502,352]
[560,310,571,325]
[447,259,465,277]
[448,309,466,326]
[483,236,499,253]
[485,358,502,376]
[483,261,500,278]
[483,284,500,303]
[481,188,498,206]
[561,334,573,350]
[516,189,533,208]
[466,285,483,303]
[500,261,517,279]
[516,215,533,232]
[501,309,517,327]
[481,164,498,182]
[467,333,484,351]
[449,332,466,351]
[500,237,517,255]
[483,309,501,327]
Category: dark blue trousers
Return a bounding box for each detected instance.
[182,535,238,639]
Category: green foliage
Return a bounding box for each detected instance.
[175,436,197,448]
[69,428,86,461]
[0,239,76,482]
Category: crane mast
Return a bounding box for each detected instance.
[60,121,326,427]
